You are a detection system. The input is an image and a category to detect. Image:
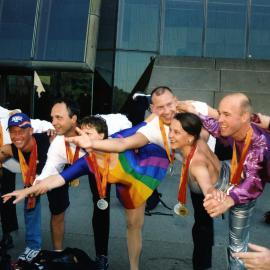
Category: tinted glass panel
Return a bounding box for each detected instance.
[162,0,204,56]
[113,51,155,111]
[117,0,160,51]
[95,50,114,86]
[249,0,270,59]
[98,0,118,50]
[205,0,247,58]
[0,0,36,60]
[34,72,93,119]
[6,75,32,115]
[35,0,90,61]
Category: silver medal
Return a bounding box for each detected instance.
[97,199,109,210]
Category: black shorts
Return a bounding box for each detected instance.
[47,183,70,215]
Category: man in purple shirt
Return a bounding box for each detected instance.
[179,93,269,270]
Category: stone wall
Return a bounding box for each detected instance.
[148,56,270,114]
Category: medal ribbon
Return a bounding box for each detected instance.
[65,141,80,186]
[230,127,253,186]
[18,138,38,209]
[86,153,110,199]
[159,118,174,163]
[65,141,80,164]
[177,144,197,205]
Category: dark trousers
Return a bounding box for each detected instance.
[88,173,111,256]
[0,168,18,234]
[191,191,213,270]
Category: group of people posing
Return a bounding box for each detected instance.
[1,87,270,270]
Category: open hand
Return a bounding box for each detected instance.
[2,189,28,204]
[65,127,93,149]
[233,243,270,270]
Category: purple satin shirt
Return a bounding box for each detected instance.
[201,115,269,204]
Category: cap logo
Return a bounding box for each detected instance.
[11,116,23,122]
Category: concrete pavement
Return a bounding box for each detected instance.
[5,171,270,269]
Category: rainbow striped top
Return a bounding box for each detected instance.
[60,122,169,209]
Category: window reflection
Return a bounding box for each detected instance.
[113,51,155,111]
[0,0,36,60]
[117,0,160,51]
[162,0,204,56]
[35,0,90,61]
[205,0,247,58]
[249,0,270,59]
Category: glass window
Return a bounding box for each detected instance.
[6,75,32,115]
[0,0,36,60]
[162,0,204,56]
[34,0,90,62]
[117,0,160,51]
[95,50,115,86]
[98,0,118,50]
[113,51,156,111]
[249,0,270,59]
[205,0,247,58]
[34,71,93,119]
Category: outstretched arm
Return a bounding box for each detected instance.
[190,162,226,202]
[65,127,149,153]
[176,100,219,119]
[2,174,65,204]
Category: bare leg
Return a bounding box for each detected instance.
[125,203,146,270]
[50,212,65,250]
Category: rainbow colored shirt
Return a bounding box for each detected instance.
[60,122,170,209]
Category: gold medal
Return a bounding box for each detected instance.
[69,178,80,187]
[174,203,188,217]
[97,198,109,210]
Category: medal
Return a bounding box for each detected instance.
[174,203,189,217]
[176,144,196,215]
[97,198,109,210]
[86,153,110,211]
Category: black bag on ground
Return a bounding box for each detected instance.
[145,189,162,211]
[18,247,95,270]
[0,253,12,270]
[145,189,173,216]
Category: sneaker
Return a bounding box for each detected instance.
[18,247,40,262]
[0,234,14,250]
[95,255,109,270]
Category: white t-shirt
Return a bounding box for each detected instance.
[138,116,168,148]
[97,113,132,136]
[138,101,215,159]
[37,113,132,180]
[36,135,86,180]
[0,106,12,119]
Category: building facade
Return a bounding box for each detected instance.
[1,0,270,117]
